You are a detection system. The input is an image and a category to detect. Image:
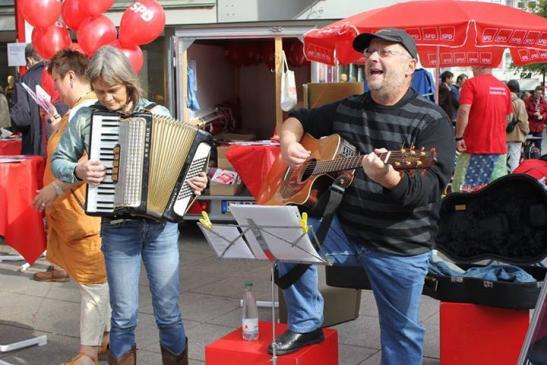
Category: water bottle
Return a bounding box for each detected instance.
[242,281,259,341]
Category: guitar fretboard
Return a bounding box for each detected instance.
[303,151,427,176]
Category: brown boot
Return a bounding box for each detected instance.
[160,338,188,365]
[108,345,136,365]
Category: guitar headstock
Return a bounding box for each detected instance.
[381,147,437,171]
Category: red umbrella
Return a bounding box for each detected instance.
[303,0,547,67]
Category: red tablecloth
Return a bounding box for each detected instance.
[0,155,46,264]
[225,144,280,198]
[0,139,22,156]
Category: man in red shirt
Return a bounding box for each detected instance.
[452,67,513,192]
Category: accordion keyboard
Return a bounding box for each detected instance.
[86,114,120,214]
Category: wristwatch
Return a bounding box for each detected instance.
[455,136,464,142]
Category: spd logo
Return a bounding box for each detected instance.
[129,2,154,22]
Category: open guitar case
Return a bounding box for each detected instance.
[325,173,547,309]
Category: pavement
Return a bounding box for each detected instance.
[0,223,441,365]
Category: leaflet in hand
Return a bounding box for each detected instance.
[21,82,51,114]
[36,85,51,110]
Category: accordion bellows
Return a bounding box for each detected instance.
[86,111,212,222]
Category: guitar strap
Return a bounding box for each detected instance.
[274,176,346,289]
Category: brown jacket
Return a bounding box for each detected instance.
[506,92,529,143]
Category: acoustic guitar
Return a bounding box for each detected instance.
[257,133,436,209]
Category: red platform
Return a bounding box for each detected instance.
[205,321,338,365]
[440,302,529,365]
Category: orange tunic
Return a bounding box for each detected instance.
[44,94,106,284]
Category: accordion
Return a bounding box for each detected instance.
[85,111,212,222]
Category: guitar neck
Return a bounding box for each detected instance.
[311,151,409,175]
[312,155,362,175]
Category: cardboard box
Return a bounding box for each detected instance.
[303,82,364,108]
[217,157,233,169]
[216,145,233,169]
[208,181,242,196]
[208,168,241,196]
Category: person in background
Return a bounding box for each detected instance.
[438,70,454,122]
[10,44,67,156]
[525,85,547,154]
[10,44,70,280]
[271,28,454,364]
[450,73,467,123]
[0,86,10,130]
[32,49,110,365]
[452,67,512,192]
[5,75,15,107]
[506,80,529,172]
[51,46,208,365]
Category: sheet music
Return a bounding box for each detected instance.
[229,204,326,264]
[198,224,259,260]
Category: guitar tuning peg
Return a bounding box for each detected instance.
[400,147,406,153]
[410,149,416,155]
[405,161,412,166]
[394,161,401,167]
[416,161,422,167]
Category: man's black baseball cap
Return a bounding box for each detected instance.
[353,28,418,59]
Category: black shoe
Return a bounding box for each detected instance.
[267,329,324,355]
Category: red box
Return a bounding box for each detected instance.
[205,321,338,365]
[440,302,529,365]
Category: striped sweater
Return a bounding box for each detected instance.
[291,89,455,255]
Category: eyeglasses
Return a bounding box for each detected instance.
[364,48,411,58]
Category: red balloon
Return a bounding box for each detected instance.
[22,0,62,29]
[31,27,45,58]
[119,0,166,47]
[109,40,144,73]
[40,22,72,59]
[77,15,117,56]
[80,0,115,17]
[61,0,88,30]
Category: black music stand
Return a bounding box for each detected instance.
[198,204,330,365]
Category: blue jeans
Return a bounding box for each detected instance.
[278,216,431,365]
[101,219,185,358]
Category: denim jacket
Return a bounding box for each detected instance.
[51,98,170,184]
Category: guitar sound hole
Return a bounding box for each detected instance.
[300,159,316,182]
[279,160,316,198]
